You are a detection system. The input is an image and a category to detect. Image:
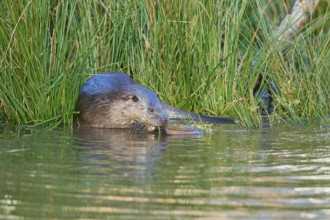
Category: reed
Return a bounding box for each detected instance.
[0,0,329,128]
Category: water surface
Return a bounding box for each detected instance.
[0,124,329,219]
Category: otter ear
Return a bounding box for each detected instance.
[132,95,139,102]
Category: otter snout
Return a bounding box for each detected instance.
[159,114,169,127]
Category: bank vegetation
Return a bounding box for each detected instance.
[0,0,329,128]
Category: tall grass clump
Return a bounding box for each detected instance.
[0,0,329,128]
[0,0,98,128]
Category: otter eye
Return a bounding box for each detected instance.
[148,108,154,113]
[132,95,139,102]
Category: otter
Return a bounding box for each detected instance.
[76,72,168,131]
[75,72,234,131]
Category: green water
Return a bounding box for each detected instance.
[0,124,329,219]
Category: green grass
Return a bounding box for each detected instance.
[0,0,329,128]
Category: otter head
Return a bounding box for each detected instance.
[106,84,169,131]
[76,73,169,131]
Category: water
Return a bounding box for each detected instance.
[0,123,329,219]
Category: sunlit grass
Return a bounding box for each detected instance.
[0,0,329,128]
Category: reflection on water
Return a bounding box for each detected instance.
[0,123,329,219]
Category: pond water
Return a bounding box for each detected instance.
[0,123,329,219]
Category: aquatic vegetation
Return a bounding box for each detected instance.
[0,0,329,128]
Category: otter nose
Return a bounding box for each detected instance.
[160,114,168,126]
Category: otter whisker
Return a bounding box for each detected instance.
[131,122,149,133]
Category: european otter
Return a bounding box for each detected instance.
[76,72,168,131]
[75,72,234,131]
